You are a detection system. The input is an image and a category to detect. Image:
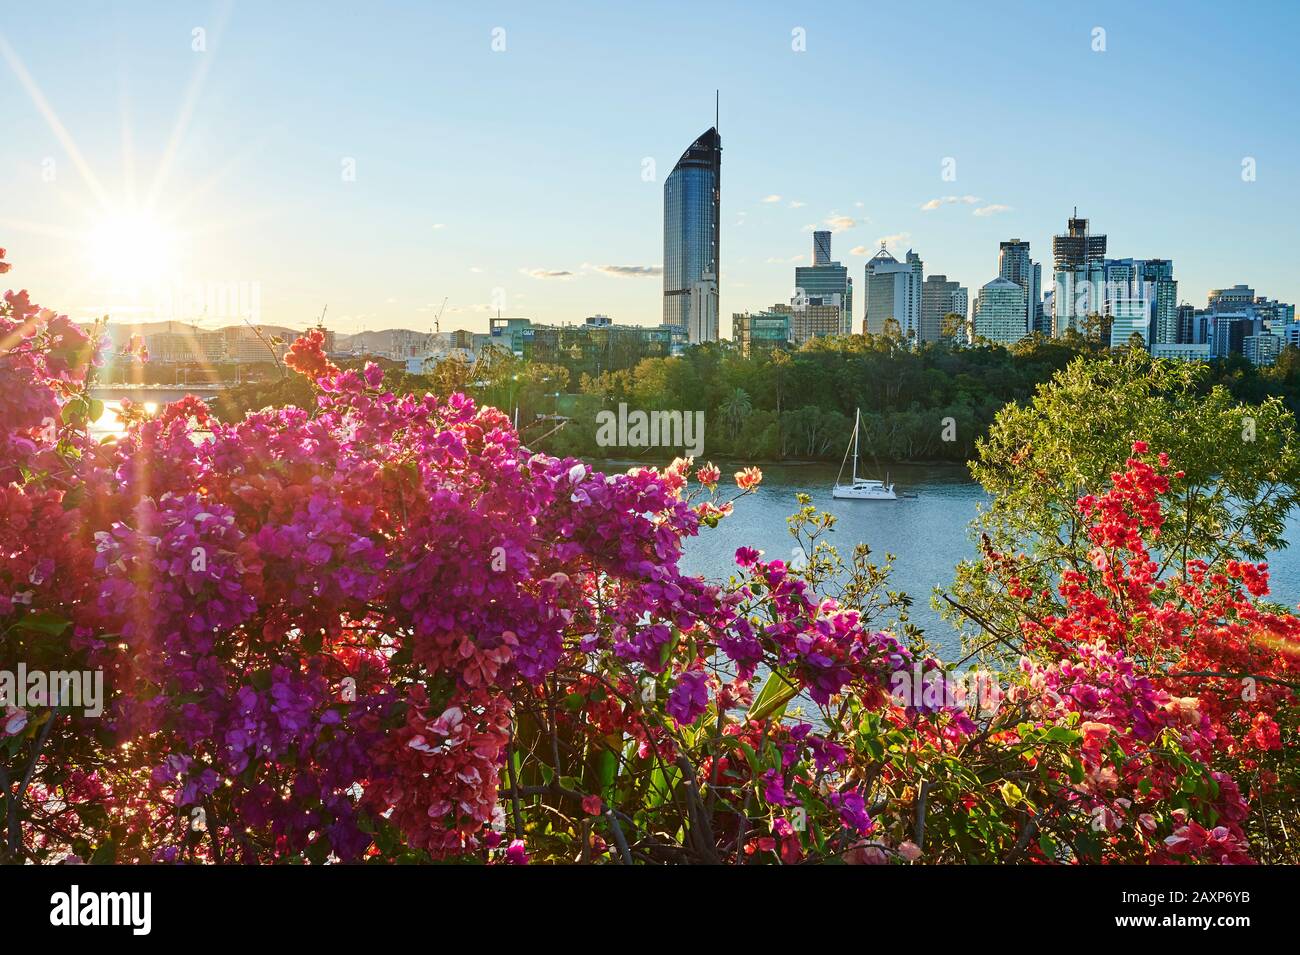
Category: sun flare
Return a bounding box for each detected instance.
[83,209,178,287]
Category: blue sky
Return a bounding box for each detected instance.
[1,0,1297,335]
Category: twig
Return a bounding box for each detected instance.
[913,780,930,849]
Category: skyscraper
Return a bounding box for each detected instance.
[1050,211,1107,336]
[795,231,852,334]
[862,245,922,339]
[1137,259,1177,345]
[998,239,1042,335]
[662,127,721,343]
[973,277,1029,345]
[812,230,833,266]
[920,274,968,343]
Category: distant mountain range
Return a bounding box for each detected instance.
[92,320,442,353]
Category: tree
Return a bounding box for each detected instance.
[940,311,968,343]
[944,349,1300,655]
[718,387,752,442]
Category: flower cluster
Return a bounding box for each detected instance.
[4,255,1298,865]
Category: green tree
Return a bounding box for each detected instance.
[718,386,752,442]
[943,349,1300,654]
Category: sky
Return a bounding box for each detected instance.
[1,0,1298,337]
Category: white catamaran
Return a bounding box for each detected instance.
[833,408,897,500]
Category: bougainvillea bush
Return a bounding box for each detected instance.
[1,258,1297,864]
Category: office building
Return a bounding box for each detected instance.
[920,274,969,343]
[773,301,842,346]
[998,239,1043,336]
[732,310,791,359]
[973,276,1028,345]
[1244,333,1283,366]
[795,232,853,334]
[862,245,923,339]
[663,128,721,343]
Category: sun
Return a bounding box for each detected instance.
[83,209,178,288]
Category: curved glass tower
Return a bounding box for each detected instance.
[662,127,721,342]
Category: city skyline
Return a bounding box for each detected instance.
[1,2,1298,336]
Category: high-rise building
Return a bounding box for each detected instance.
[1244,333,1283,366]
[812,230,832,267]
[795,232,852,334]
[1100,258,1178,346]
[773,301,842,346]
[998,240,1042,335]
[662,127,721,343]
[1251,296,1295,327]
[1176,303,1197,344]
[973,277,1028,345]
[920,274,969,343]
[1050,211,1107,336]
[732,310,791,359]
[1198,284,1294,358]
[1208,284,1255,310]
[1139,259,1178,345]
[862,245,922,339]
[1052,210,1108,271]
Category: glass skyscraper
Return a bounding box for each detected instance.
[998,239,1043,335]
[662,128,721,343]
[794,231,852,334]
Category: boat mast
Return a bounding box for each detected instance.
[852,408,860,482]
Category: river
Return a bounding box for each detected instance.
[84,387,1300,661]
[667,461,1300,660]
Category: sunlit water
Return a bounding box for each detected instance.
[85,393,1300,662]
[666,461,1300,660]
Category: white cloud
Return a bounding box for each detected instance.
[593,264,663,278]
[973,204,1012,217]
[761,194,782,203]
[921,195,981,211]
[875,231,911,249]
[788,200,806,208]
[825,214,857,232]
[520,268,574,280]
[432,223,447,230]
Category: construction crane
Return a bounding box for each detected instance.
[433,297,447,336]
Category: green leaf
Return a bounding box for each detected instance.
[999,781,1023,807]
[595,749,618,792]
[749,668,798,722]
[89,840,117,864]
[1044,726,1081,745]
[15,611,70,636]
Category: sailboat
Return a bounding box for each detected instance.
[833,408,897,500]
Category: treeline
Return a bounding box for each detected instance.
[211,332,1300,464]
[549,334,1082,462]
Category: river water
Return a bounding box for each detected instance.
[669,461,1300,660]
[85,389,1300,662]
